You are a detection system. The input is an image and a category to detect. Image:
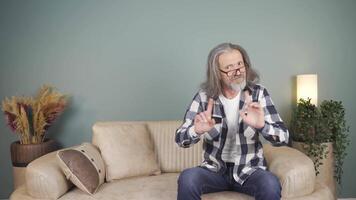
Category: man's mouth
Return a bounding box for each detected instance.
[230,75,243,81]
[230,80,246,92]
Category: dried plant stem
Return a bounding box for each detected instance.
[1,85,68,144]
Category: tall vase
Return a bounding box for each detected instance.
[10,139,60,189]
[292,141,336,199]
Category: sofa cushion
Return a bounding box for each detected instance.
[146,120,203,173]
[56,173,253,200]
[57,143,105,195]
[10,174,334,200]
[26,151,73,199]
[92,122,161,181]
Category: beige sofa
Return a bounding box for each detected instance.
[10,120,334,200]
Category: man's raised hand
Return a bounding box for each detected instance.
[239,91,265,129]
[194,98,216,135]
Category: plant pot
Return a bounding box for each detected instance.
[292,141,336,199]
[10,139,60,189]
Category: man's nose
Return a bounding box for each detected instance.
[236,69,241,75]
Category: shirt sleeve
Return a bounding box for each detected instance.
[175,92,202,148]
[175,92,221,148]
[257,87,289,145]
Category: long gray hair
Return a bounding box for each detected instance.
[200,43,260,98]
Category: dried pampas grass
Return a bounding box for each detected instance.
[2,85,69,144]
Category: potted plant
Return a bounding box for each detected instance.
[319,100,350,185]
[1,84,69,188]
[290,98,350,198]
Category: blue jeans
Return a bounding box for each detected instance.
[177,163,281,200]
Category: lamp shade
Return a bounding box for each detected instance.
[297,74,318,106]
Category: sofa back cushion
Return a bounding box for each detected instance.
[92,122,161,181]
[146,120,203,173]
[92,120,203,174]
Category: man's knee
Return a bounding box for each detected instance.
[262,174,281,192]
[177,168,205,200]
[257,171,281,199]
[178,168,202,189]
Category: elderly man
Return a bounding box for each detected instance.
[175,43,289,200]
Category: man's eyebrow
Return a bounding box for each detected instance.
[223,61,244,68]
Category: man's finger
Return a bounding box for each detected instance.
[244,91,252,104]
[195,114,203,123]
[239,110,247,120]
[242,102,250,112]
[249,102,261,109]
[209,118,216,126]
[206,98,214,114]
[200,113,208,122]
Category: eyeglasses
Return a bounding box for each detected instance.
[219,66,246,77]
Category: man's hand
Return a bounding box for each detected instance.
[194,98,216,135]
[240,92,265,129]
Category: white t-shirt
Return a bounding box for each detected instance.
[219,92,241,163]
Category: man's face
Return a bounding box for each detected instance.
[218,50,246,90]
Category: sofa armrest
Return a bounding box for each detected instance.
[26,150,73,199]
[263,144,316,199]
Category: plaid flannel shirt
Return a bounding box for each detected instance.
[175,84,289,185]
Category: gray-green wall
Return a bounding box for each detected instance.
[1,0,355,198]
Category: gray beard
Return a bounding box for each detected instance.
[229,80,246,92]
